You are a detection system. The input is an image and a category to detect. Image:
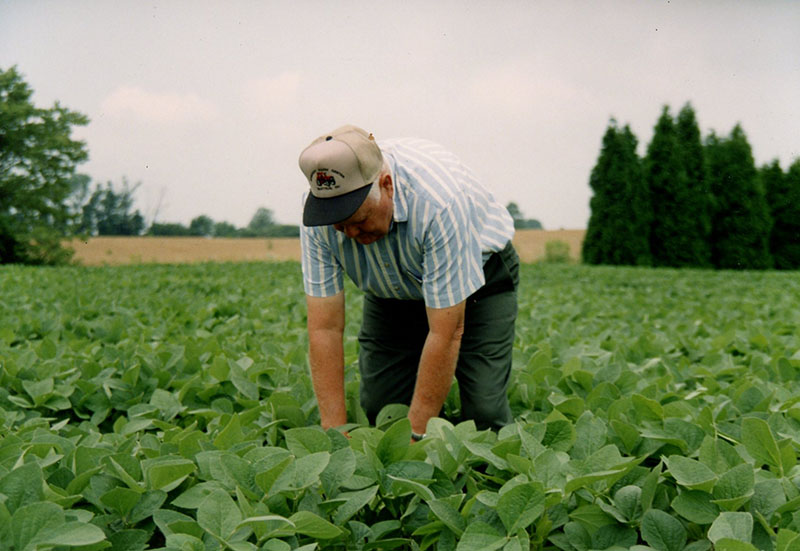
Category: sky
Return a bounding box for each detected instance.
[2,1,799,230]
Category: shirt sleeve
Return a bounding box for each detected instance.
[421,200,485,308]
[300,226,344,297]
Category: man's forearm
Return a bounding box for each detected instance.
[408,330,462,434]
[308,329,347,430]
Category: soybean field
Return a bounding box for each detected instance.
[1,262,800,551]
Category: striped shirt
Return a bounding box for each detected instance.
[300,137,514,309]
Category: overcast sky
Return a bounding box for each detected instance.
[2,1,798,230]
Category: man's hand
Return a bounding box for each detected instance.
[407,301,466,434]
[306,292,347,430]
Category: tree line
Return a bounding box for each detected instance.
[583,103,800,270]
[0,66,298,265]
[73,176,298,239]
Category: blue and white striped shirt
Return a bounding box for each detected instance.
[300,137,514,309]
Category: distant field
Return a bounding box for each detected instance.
[67,229,586,265]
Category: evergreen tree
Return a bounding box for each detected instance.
[705,125,771,269]
[583,120,650,265]
[644,105,710,267]
[764,159,800,269]
[675,103,712,267]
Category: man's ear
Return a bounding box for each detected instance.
[381,173,393,198]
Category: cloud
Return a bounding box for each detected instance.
[100,86,218,123]
[241,72,302,115]
[466,64,592,117]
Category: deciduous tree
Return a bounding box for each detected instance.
[0,66,88,264]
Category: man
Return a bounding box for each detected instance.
[298,124,519,439]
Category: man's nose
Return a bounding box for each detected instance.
[344,225,360,238]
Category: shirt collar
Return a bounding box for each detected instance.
[385,151,409,223]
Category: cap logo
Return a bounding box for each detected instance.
[315,170,337,190]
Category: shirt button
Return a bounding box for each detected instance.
[384,263,390,267]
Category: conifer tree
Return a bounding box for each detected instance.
[705,125,771,270]
[583,121,650,265]
[675,103,712,267]
[644,105,712,267]
[764,159,800,269]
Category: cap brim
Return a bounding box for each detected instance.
[303,183,373,227]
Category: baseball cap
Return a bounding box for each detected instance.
[298,125,383,227]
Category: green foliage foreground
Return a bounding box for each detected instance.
[1,263,800,551]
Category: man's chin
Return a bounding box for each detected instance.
[356,235,380,245]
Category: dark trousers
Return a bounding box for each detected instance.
[358,242,519,431]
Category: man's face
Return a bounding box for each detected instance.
[333,176,393,245]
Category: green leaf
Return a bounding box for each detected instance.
[632,393,664,421]
[214,413,245,449]
[671,490,720,524]
[289,510,343,539]
[332,485,379,525]
[640,509,688,551]
[712,463,754,510]
[237,515,296,539]
[197,489,243,541]
[320,446,356,497]
[284,426,331,457]
[428,498,466,537]
[37,522,107,547]
[0,462,45,514]
[455,521,507,551]
[741,417,782,472]
[376,418,411,465]
[387,475,435,501]
[752,479,786,520]
[10,501,107,550]
[143,457,196,492]
[708,512,753,544]
[291,451,331,489]
[496,481,545,533]
[776,529,800,551]
[542,419,576,452]
[613,485,642,522]
[664,455,717,492]
[713,539,758,551]
[100,486,141,517]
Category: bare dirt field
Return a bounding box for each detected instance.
[67,230,585,266]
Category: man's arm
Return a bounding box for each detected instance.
[407,300,466,434]
[306,292,347,430]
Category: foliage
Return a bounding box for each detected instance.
[246,207,277,236]
[644,104,712,268]
[148,222,193,236]
[542,240,571,263]
[763,159,800,270]
[149,210,300,238]
[583,120,650,266]
[706,125,772,270]
[240,208,300,238]
[189,215,215,237]
[79,178,145,236]
[645,106,687,267]
[2,262,800,550]
[506,202,543,230]
[213,221,240,238]
[674,104,712,267]
[0,66,88,264]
